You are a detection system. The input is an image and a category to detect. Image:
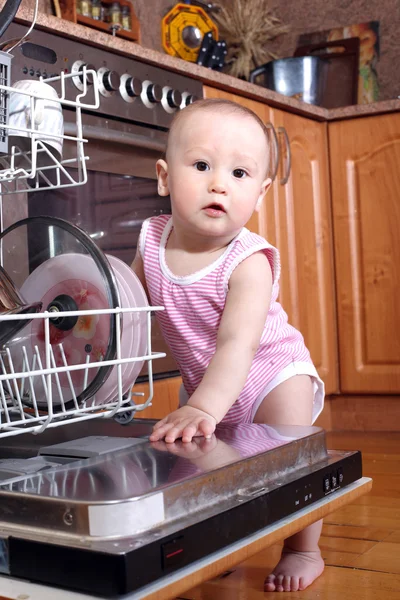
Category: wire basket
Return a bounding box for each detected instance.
[0,68,99,193]
[0,305,166,439]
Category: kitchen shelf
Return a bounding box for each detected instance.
[58,0,141,43]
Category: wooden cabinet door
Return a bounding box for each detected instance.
[268,108,338,394]
[330,114,400,393]
[133,376,181,419]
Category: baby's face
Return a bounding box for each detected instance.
[157,109,271,241]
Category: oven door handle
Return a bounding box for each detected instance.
[64,123,167,153]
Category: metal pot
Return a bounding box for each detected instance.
[249,56,328,106]
[0,265,42,347]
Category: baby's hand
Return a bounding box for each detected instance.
[149,405,217,443]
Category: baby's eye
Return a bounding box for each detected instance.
[194,161,209,171]
[233,168,247,179]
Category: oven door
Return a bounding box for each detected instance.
[2,111,178,379]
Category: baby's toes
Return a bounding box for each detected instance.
[264,574,277,592]
[282,575,293,591]
[288,575,300,591]
[264,573,285,592]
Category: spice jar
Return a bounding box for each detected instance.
[101,3,110,22]
[121,5,131,31]
[91,0,101,20]
[110,1,122,25]
[80,0,92,17]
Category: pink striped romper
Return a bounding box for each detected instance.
[139,215,324,425]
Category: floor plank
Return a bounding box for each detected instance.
[349,541,400,573]
[385,530,400,543]
[321,523,391,541]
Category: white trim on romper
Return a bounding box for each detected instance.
[158,219,247,286]
[249,361,325,425]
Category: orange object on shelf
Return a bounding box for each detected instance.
[161,2,218,62]
[58,0,140,43]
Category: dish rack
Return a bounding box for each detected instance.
[0,306,166,439]
[0,67,168,438]
[0,66,100,193]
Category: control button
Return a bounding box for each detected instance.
[337,467,344,485]
[146,83,163,103]
[125,76,142,98]
[102,70,120,92]
[22,66,28,74]
[161,536,185,569]
[29,67,35,76]
[36,69,41,77]
[323,474,330,493]
[184,94,199,106]
[72,61,95,90]
[78,63,95,85]
[330,472,338,488]
[42,71,48,79]
[166,89,182,108]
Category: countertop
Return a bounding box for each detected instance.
[6,5,400,122]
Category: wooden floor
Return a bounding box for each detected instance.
[178,432,400,599]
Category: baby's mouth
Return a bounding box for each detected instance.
[204,203,226,214]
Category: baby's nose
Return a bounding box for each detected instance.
[208,173,227,194]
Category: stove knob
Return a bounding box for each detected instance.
[77,63,95,85]
[125,76,142,98]
[146,83,163,103]
[184,94,199,106]
[102,70,120,92]
[166,89,182,108]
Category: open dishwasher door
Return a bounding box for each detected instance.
[0,419,371,598]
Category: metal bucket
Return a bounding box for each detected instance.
[249,56,328,106]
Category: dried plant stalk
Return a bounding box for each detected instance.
[213,0,288,80]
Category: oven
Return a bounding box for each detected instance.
[1,21,203,379]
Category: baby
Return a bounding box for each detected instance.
[132,98,325,592]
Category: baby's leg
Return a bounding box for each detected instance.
[253,374,324,592]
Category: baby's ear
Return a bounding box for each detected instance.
[156,159,169,196]
[255,177,272,212]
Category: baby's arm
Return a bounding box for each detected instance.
[150,251,273,443]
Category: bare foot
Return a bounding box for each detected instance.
[264,548,324,592]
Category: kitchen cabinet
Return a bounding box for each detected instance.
[267,108,338,394]
[204,86,338,394]
[329,113,400,393]
[134,376,181,419]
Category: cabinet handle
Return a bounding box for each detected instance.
[277,126,291,185]
[265,122,279,182]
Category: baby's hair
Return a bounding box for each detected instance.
[165,98,271,176]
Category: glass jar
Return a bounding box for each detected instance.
[80,0,92,17]
[121,5,131,31]
[101,3,110,22]
[110,2,122,25]
[91,0,101,20]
